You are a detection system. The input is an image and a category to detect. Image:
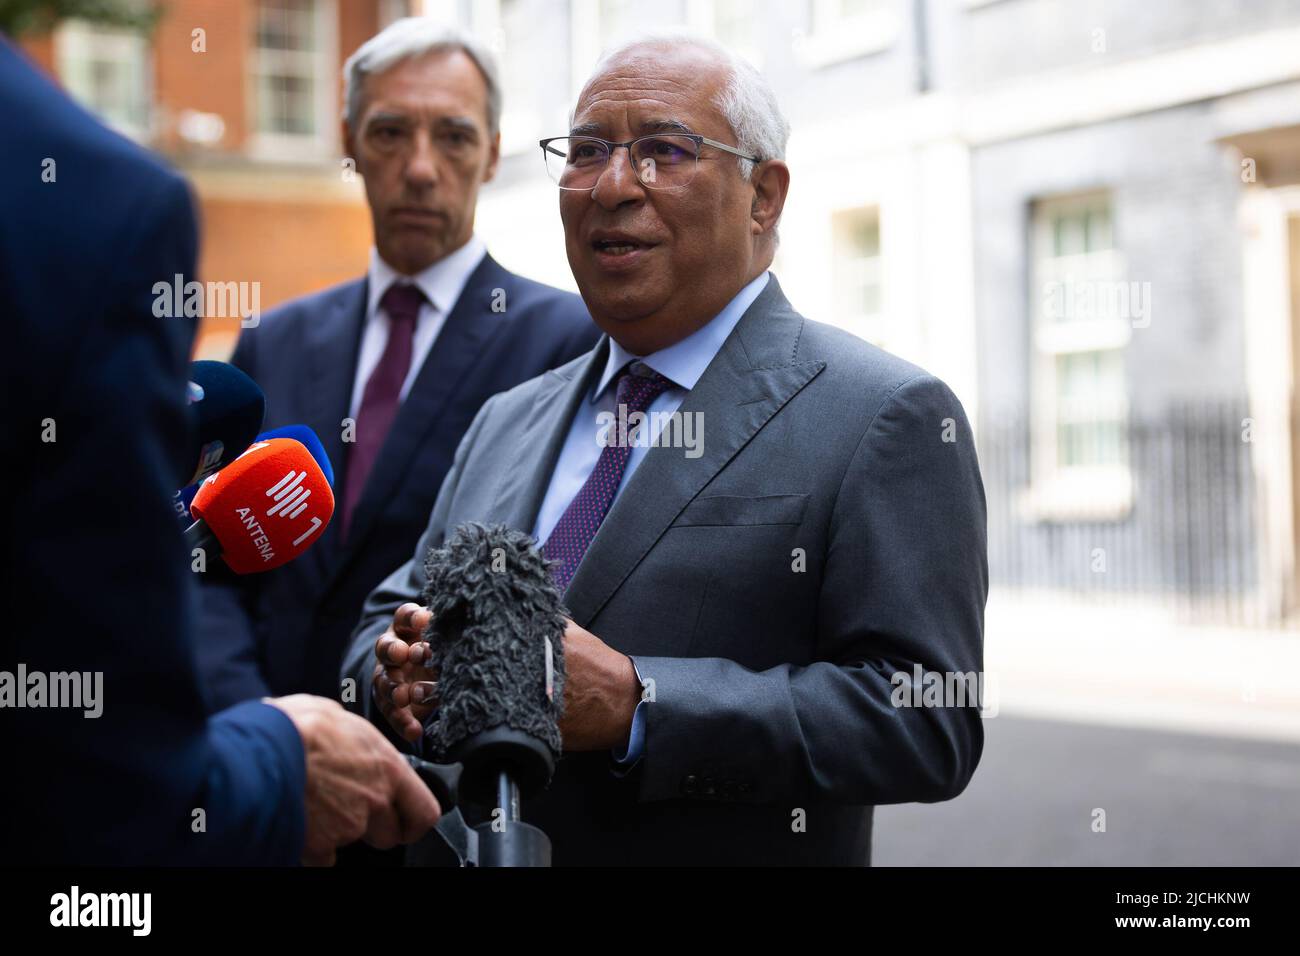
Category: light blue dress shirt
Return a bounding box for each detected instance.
[531,272,771,769]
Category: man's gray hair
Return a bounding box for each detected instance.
[591,34,790,180]
[343,17,502,135]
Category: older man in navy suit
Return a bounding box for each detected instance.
[194,19,597,711]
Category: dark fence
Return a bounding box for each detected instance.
[978,396,1296,627]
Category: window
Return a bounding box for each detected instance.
[1027,193,1132,519]
[55,19,150,139]
[831,208,885,346]
[250,0,337,159]
[798,0,900,68]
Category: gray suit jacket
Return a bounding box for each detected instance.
[342,275,988,865]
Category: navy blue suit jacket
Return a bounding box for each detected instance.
[193,257,597,708]
[1,39,305,864]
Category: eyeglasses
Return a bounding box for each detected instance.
[539,133,762,191]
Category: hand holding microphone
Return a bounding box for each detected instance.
[369,524,641,865]
[550,618,641,752]
[264,695,441,866]
[373,603,439,745]
[178,368,435,864]
[381,524,573,865]
[374,524,640,753]
[186,428,437,865]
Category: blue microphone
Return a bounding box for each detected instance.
[256,425,334,486]
[185,361,266,486]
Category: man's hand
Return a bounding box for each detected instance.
[559,619,642,752]
[265,694,440,867]
[373,602,438,744]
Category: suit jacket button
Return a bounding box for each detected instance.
[682,774,699,796]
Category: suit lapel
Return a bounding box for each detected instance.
[301,278,367,578]
[561,276,826,628]
[494,338,610,535]
[332,255,510,572]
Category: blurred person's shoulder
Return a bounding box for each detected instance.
[240,277,368,347]
[477,256,591,331]
[0,40,188,211]
[1,40,196,391]
[467,343,599,435]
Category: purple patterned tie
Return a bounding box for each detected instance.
[542,361,675,590]
[341,282,424,540]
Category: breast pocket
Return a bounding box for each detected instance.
[664,494,815,665]
[671,493,809,528]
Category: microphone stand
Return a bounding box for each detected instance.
[457,726,553,868]
[406,725,554,867]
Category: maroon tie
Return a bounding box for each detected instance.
[341,282,424,540]
[541,362,675,590]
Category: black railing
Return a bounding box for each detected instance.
[977,397,1296,627]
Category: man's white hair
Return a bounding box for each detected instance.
[343,17,502,135]
[589,33,790,180]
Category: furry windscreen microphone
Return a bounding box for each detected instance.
[420,523,567,763]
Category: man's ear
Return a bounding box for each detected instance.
[750,159,790,239]
[483,129,502,185]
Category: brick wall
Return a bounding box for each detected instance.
[196,193,374,355]
[154,0,253,154]
[18,0,397,356]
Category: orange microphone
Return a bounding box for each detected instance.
[185,438,334,574]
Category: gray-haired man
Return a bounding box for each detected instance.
[348,35,987,865]
[193,19,597,721]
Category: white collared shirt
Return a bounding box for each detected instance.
[348,234,488,419]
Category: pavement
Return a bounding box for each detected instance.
[872,592,1300,865]
[980,592,1300,742]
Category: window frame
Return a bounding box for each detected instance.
[797,0,901,69]
[831,205,886,347]
[246,0,339,163]
[54,18,152,142]
[1023,191,1134,522]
